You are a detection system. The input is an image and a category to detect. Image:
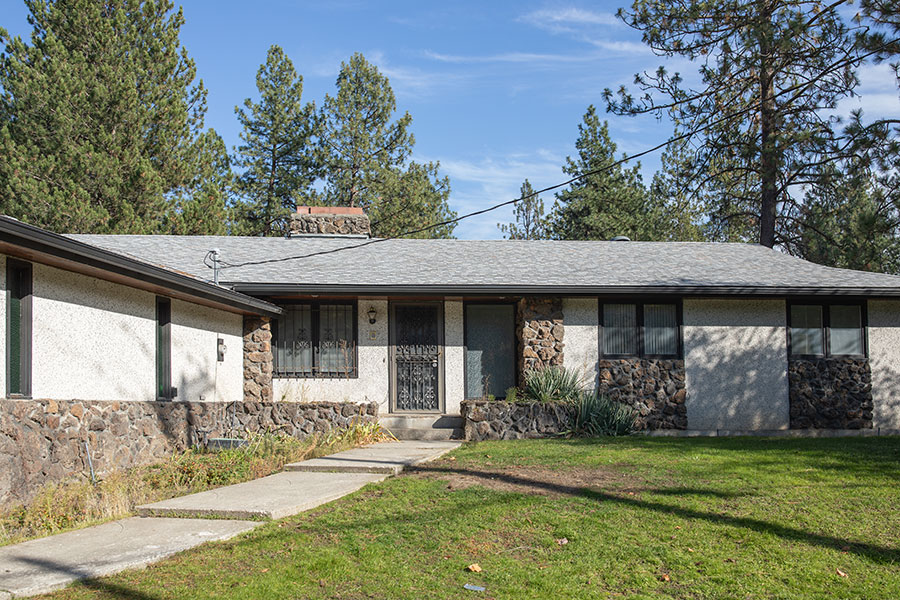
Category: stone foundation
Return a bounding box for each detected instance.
[597,359,687,429]
[0,399,378,505]
[461,400,576,441]
[518,297,564,378]
[243,316,273,402]
[789,358,873,429]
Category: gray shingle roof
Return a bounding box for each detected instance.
[68,234,900,296]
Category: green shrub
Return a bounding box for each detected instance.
[504,387,519,402]
[571,392,638,437]
[523,366,583,404]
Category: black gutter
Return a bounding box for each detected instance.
[228,282,900,298]
[0,216,281,317]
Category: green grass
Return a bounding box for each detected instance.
[42,436,900,599]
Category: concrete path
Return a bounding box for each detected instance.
[136,470,388,520]
[0,440,461,597]
[0,517,257,598]
[285,439,460,475]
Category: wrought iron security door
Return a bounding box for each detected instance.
[391,303,444,413]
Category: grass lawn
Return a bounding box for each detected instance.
[42,436,900,599]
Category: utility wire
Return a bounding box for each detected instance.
[219,38,898,272]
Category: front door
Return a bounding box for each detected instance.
[390,302,444,413]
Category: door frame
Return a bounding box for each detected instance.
[389,300,446,414]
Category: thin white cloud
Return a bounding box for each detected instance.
[519,7,620,33]
[424,49,606,65]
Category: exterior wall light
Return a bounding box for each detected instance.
[368,307,377,324]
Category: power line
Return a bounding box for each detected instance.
[219,38,898,272]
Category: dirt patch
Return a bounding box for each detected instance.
[406,459,644,498]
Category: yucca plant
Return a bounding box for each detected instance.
[571,392,638,437]
[523,366,583,404]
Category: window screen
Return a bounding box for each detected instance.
[274,303,356,377]
[790,305,825,355]
[603,303,638,355]
[465,304,516,399]
[829,305,864,356]
[644,304,678,356]
[7,260,32,396]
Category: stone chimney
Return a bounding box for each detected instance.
[290,206,371,237]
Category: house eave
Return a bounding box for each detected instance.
[227,282,900,299]
[0,217,282,317]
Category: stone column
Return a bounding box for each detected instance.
[243,316,273,402]
[517,297,564,381]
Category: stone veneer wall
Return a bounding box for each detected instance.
[597,359,688,430]
[789,358,874,429]
[0,399,378,505]
[244,316,273,403]
[517,297,565,378]
[289,212,371,236]
[461,400,576,441]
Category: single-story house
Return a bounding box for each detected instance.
[2,206,900,500]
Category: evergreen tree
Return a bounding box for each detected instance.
[232,45,319,236]
[646,140,708,242]
[498,179,549,240]
[0,0,213,233]
[165,129,231,235]
[605,0,865,249]
[317,53,455,238]
[550,106,661,241]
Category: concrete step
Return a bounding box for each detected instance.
[388,427,464,441]
[285,440,460,475]
[379,414,463,429]
[379,415,464,441]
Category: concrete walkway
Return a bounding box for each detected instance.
[0,440,460,598]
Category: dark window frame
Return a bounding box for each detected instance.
[787,299,868,359]
[156,297,173,400]
[6,258,32,397]
[273,301,359,379]
[599,298,683,359]
[463,300,518,400]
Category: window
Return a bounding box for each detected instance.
[601,301,680,358]
[156,297,172,400]
[7,259,32,396]
[789,302,865,357]
[465,303,516,399]
[274,302,357,377]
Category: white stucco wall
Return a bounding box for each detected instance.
[0,259,247,403]
[30,262,157,401]
[683,298,790,430]
[171,299,243,404]
[273,300,390,409]
[444,300,465,415]
[562,297,599,389]
[867,300,900,429]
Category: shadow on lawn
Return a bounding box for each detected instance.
[14,555,159,600]
[409,464,900,565]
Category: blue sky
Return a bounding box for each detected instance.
[2,1,898,239]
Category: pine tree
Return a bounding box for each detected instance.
[550,106,661,241]
[498,179,549,240]
[646,140,708,242]
[317,53,455,237]
[319,53,413,209]
[165,129,232,235]
[0,0,212,234]
[605,0,866,249]
[232,45,319,236]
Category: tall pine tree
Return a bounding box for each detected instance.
[498,179,549,240]
[0,0,217,233]
[317,53,455,238]
[232,45,320,236]
[550,106,662,241]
